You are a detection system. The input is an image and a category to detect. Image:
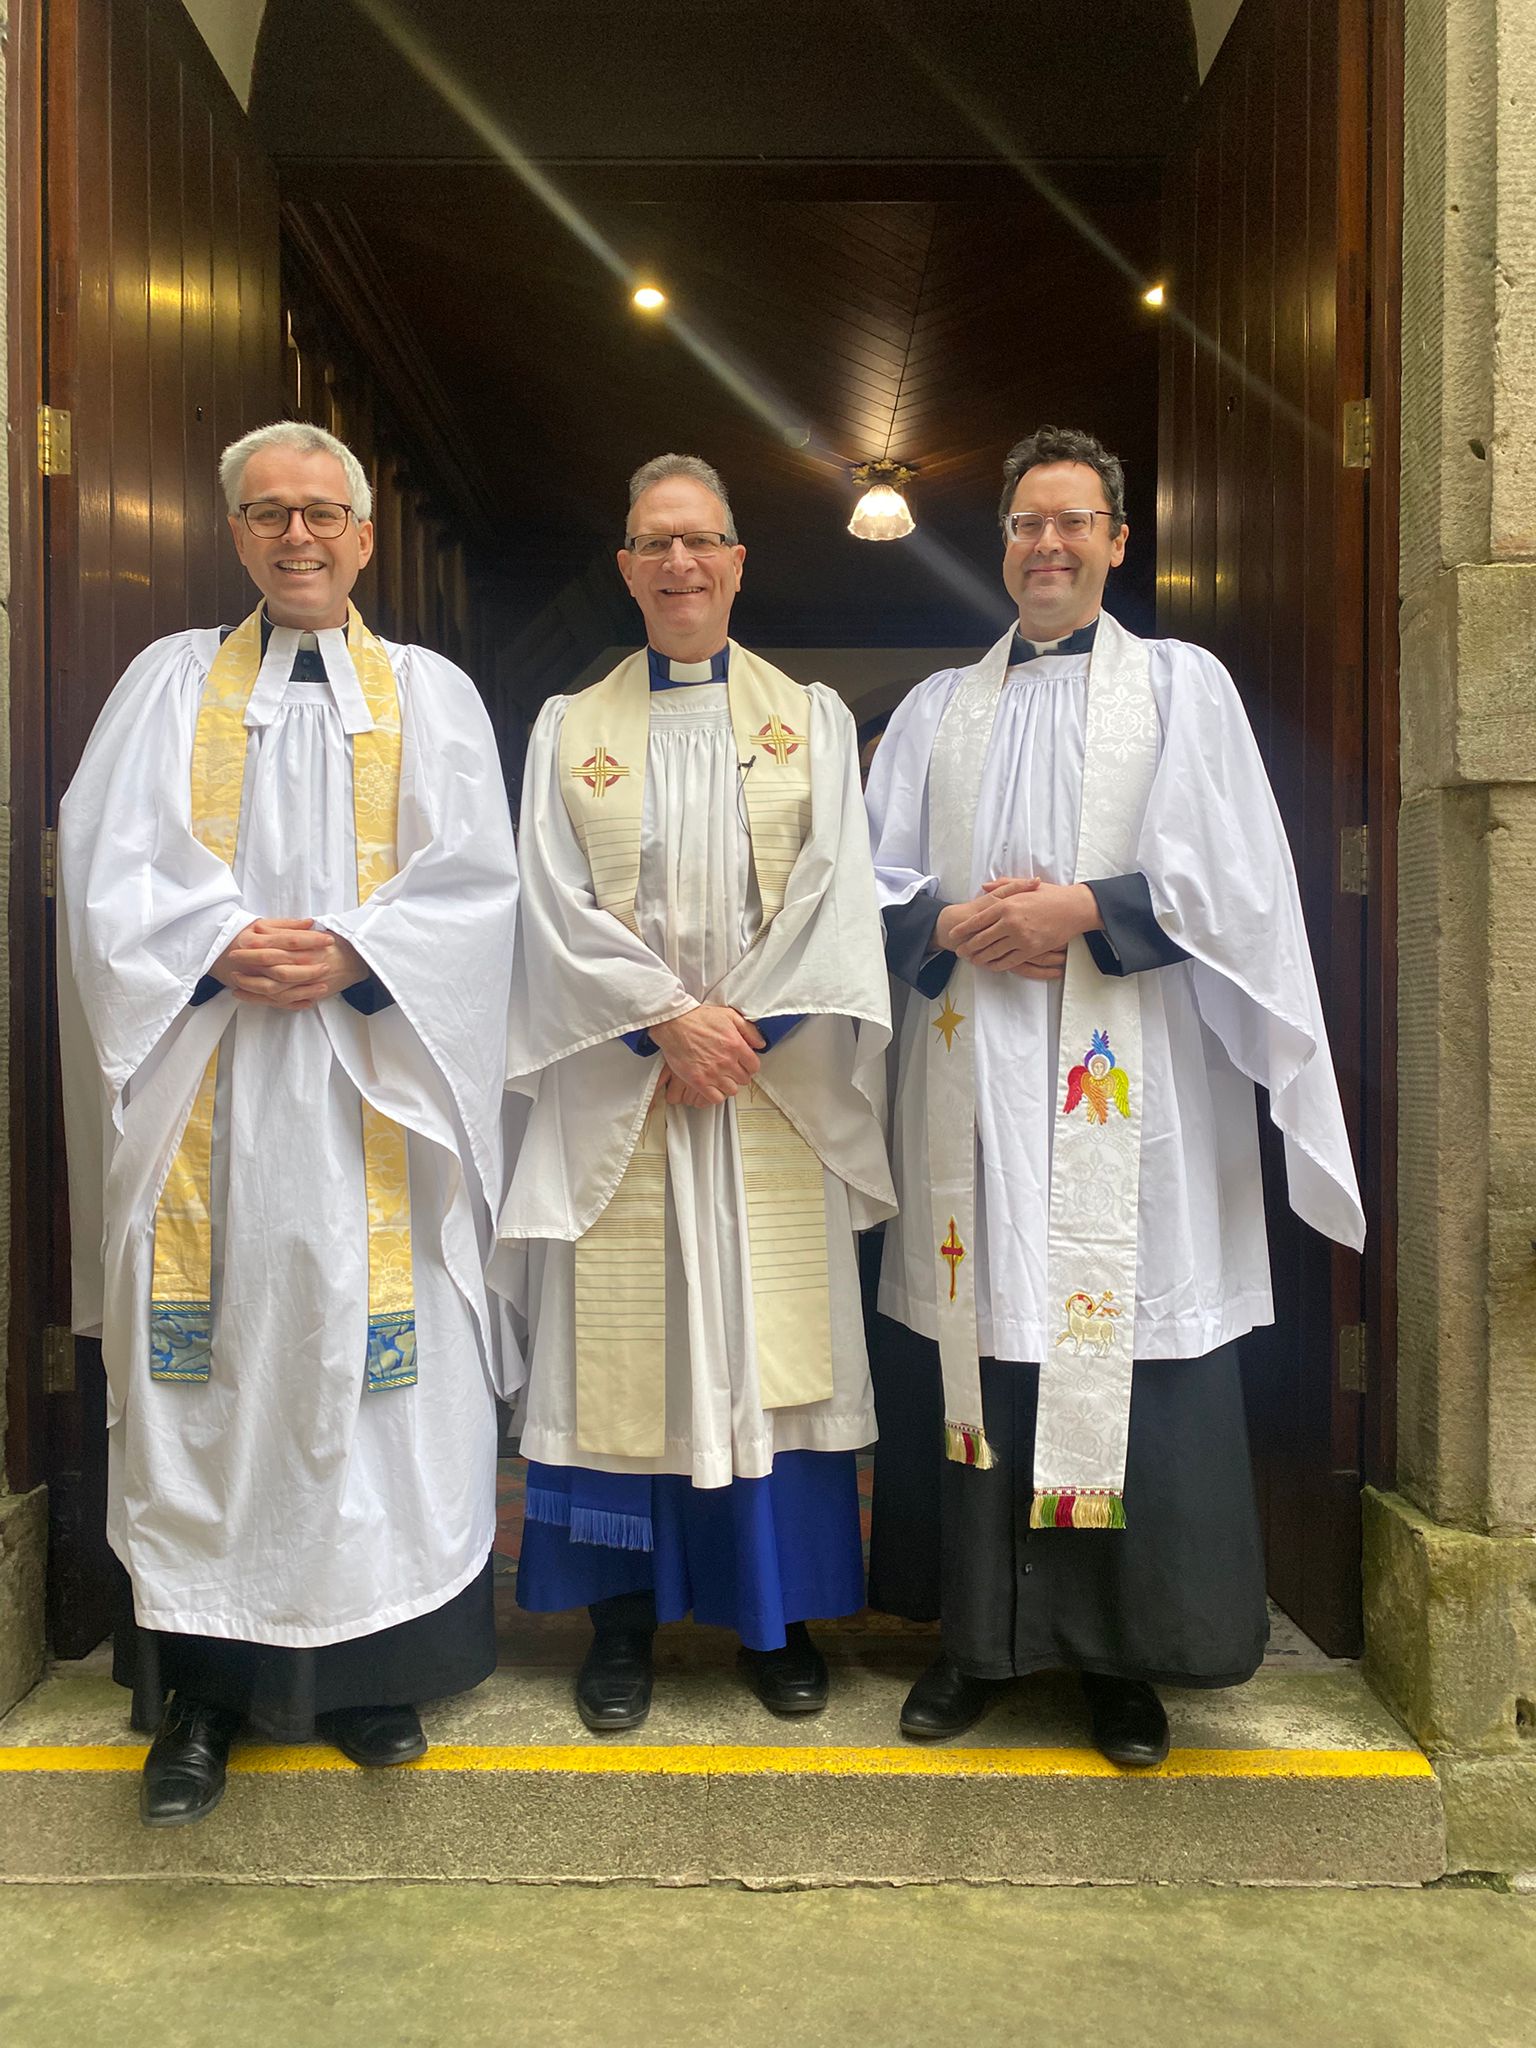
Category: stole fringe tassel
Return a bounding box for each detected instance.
[944,1420,998,1471]
[524,1486,654,1553]
[1029,1489,1127,1530]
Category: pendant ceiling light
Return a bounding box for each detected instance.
[848,460,918,542]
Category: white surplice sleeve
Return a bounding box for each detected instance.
[863,668,964,910]
[507,694,697,1088]
[1139,642,1365,1251]
[310,644,520,1226]
[58,632,252,1334]
[59,631,252,1110]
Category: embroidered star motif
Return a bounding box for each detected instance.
[754,715,803,765]
[940,1218,966,1303]
[932,994,965,1050]
[573,746,630,796]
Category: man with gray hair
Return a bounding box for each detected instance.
[866,426,1364,1763]
[495,453,894,1730]
[59,421,520,1823]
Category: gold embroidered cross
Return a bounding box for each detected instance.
[754,715,803,765]
[573,746,630,796]
[932,994,965,1050]
[940,1218,966,1303]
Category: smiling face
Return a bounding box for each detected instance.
[617,475,745,661]
[229,445,374,630]
[1001,459,1127,642]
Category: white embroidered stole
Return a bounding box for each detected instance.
[924,614,1159,1525]
[556,648,831,1458]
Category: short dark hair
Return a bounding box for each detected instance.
[998,427,1126,535]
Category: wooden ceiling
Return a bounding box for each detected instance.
[254,1,1191,649]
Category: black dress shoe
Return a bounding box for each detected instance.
[1081,1673,1170,1767]
[140,1695,242,1827]
[575,1628,654,1731]
[738,1621,829,1716]
[317,1703,428,1767]
[899,1653,999,1739]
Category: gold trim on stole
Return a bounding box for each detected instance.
[147,604,416,1391]
[557,648,832,1457]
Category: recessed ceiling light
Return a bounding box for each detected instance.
[632,285,667,312]
[1142,282,1167,309]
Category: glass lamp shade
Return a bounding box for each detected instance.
[847,482,916,541]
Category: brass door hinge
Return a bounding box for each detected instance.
[1342,397,1372,469]
[1340,824,1369,896]
[1338,1323,1368,1395]
[38,403,72,476]
[41,824,57,899]
[43,1324,76,1395]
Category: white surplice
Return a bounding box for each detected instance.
[866,632,1364,1364]
[494,676,895,1489]
[59,626,521,1647]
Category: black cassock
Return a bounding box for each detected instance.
[868,871,1270,1687]
[113,1556,497,1739]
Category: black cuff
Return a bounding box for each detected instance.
[1084,874,1190,977]
[189,975,223,1007]
[341,972,395,1015]
[882,895,956,998]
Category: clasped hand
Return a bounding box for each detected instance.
[210,918,369,1010]
[937,876,1101,980]
[652,1005,766,1107]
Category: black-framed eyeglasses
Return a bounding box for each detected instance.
[1005,508,1113,543]
[238,499,355,538]
[623,530,734,559]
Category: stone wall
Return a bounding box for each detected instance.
[0,1,46,1719]
[1366,0,1536,1874]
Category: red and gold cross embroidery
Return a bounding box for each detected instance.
[940,1217,966,1303]
[754,715,804,765]
[572,746,631,797]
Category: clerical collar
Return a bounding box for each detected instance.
[647,645,730,690]
[258,610,347,658]
[1011,616,1100,665]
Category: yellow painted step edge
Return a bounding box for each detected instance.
[0,1743,1434,1781]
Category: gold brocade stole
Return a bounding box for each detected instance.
[148,603,417,1392]
[557,648,831,1458]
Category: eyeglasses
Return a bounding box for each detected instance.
[1005,509,1114,544]
[238,500,355,538]
[623,530,734,559]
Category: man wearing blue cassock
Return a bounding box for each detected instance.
[493,454,894,1729]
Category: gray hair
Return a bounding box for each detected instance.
[219,421,373,522]
[626,453,738,544]
[998,426,1126,535]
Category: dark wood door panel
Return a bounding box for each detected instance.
[21,0,282,1654]
[1157,0,1381,1656]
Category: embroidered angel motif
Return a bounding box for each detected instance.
[1063,1028,1131,1125]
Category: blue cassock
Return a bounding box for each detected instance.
[515,644,862,1648]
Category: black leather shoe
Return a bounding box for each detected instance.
[318,1703,428,1767]
[899,1653,999,1739]
[738,1621,829,1716]
[575,1628,654,1731]
[1081,1674,1170,1767]
[140,1695,241,1827]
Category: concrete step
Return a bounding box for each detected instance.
[0,1622,1443,1886]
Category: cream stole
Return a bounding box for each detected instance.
[923,613,1159,1525]
[557,646,832,1458]
[148,604,416,1393]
